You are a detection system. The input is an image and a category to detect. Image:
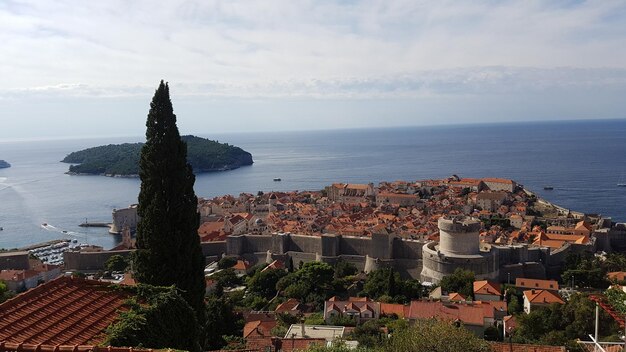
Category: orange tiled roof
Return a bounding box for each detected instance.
[380,303,407,318]
[448,292,466,301]
[490,342,566,352]
[407,301,485,326]
[482,178,514,184]
[474,280,502,296]
[0,276,130,346]
[515,278,559,291]
[523,289,564,305]
[0,344,157,352]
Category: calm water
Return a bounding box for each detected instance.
[1,119,626,250]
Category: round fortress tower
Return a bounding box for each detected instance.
[438,216,481,256]
[421,215,499,283]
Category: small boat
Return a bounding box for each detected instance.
[543,186,554,190]
[618,183,626,187]
[273,178,281,182]
[42,223,48,227]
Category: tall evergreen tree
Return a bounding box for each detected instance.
[133,81,206,324]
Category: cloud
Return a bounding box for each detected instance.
[3,67,626,100]
[1,1,626,138]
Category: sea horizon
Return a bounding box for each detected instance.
[1,118,626,250]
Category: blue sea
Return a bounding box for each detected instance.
[1,119,625,250]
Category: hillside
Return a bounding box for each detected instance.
[62,135,253,176]
[0,160,10,169]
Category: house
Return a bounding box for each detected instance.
[0,276,132,347]
[448,292,467,302]
[481,178,518,192]
[509,214,524,229]
[532,232,589,249]
[523,289,564,313]
[406,301,488,337]
[448,178,486,192]
[474,281,501,301]
[376,192,421,207]
[275,298,302,315]
[475,192,508,212]
[284,324,345,342]
[233,260,253,275]
[490,342,566,352]
[380,303,408,318]
[0,270,40,292]
[326,183,375,203]
[607,272,626,282]
[515,278,559,293]
[324,297,380,323]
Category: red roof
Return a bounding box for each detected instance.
[407,301,485,326]
[490,342,566,352]
[523,289,564,305]
[474,280,502,296]
[0,276,130,346]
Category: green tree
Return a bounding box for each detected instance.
[439,268,475,298]
[350,319,385,347]
[361,268,424,303]
[218,256,237,269]
[0,280,14,303]
[106,285,201,352]
[105,254,129,272]
[334,260,358,279]
[204,295,241,350]
[277,262,335,305]
[384,318,491,352]
[247,267,287,299]
[133,81,206,324]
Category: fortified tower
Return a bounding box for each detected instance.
[421,215,499,283]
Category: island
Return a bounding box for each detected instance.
[0,160,10,169]
[61,135,253,177]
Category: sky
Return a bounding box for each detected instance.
[1,0,626,140]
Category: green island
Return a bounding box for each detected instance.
[61,135,253,176]
[0,160,10,169]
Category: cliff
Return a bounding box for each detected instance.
[62,135,253,176]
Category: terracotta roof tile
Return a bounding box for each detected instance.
[0,277,130,346]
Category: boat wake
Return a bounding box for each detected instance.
[40,223,87,238]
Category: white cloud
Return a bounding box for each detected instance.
[1,0,626,138]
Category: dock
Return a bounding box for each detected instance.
[79,222,111,228]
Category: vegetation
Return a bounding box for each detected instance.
[204,295,243,350]
[277,262,336,310]
[561,252,612,289]
[384,318,491,352]
[217,256,237,269]
[0,280,14,303]
[62,136,252,176]
[105,254,129,272]
[513,293,619,348]
[361,268,426,303]
[105,285,202,352]
[132,81,206,325]
[439,268,475,298]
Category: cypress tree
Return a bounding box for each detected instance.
[133,80,206,324]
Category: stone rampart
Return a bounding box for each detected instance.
[64,249,133,272]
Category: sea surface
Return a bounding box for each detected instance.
[1,119,625,250]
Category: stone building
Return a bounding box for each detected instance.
[421,216,499,283]
[109,204,139,234]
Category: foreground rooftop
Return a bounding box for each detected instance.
[0,276,130,347]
